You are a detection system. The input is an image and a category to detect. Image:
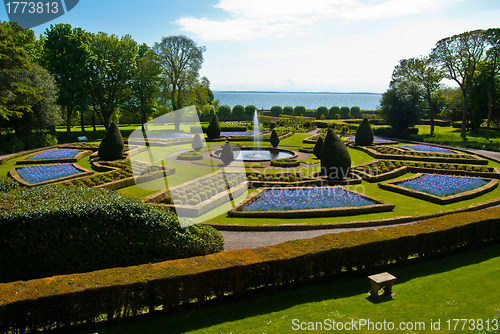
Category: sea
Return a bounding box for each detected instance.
[213,91,382,111]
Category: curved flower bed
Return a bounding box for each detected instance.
[379,173,498,205]
[221,131,255,136]
[15,164,86,185]
[400,144,457,154]
[347,136,393,144]
[229,186,394,218]
[28,148,82,160]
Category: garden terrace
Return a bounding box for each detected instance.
[228,186,394,218]
[379,173,498,205]
[353,144,488,164]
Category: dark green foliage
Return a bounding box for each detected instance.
[270,129,280,147]
[0,176,20,193]
[218,104,231,120]
[232,104,245,119]
[351,106,361,118]
[313,136,323,158]
[270,158,300,167]
[0,186,224,283]
[220,141,234,165]
[270,105,282,117]
[355,118,374,146]
[294,105,306,116]
[329,106,340,117]
[245,104,257,117]
[98,122,124,161]
[206,114,221,139]
[317,106,328,118]
[340,106,351,119]
[320,128,351,179]
[283,106,294,115]
[192,132,203,151]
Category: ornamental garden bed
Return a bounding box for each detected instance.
[16,148,93,165]
[353,145,488,165]
[9,163,94,187]
[352,160,500,182]
[378,173,498,205]
[145,171,248,218]
[346,136,398,145]
[228,186,394,218]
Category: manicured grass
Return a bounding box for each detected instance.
[417,125,500,148]
[60,243,500,334]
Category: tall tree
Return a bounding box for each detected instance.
[380,80,424,132]
[154,36,205,130]
[430,29,487,138]
[128,43,161,132]
[484,28,500,140]
[87,32,138,130]
[391,56,443,135]
[42,24,91,133]
[0,22,41,121]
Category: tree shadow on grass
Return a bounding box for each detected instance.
[62,243,500,334]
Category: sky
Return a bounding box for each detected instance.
[1,0,500,93]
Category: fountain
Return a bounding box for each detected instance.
[211,110,296,162]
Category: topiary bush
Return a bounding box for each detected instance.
[0,186,224,283]
[220,141,234,165]
[313,136,323,159]
[270,129,280,148]
[355,118,374,146]
[270,158,300,167]
[192,133,203,151]
[294,105,306,116]
[283,106,294,115]
[98,122,124,161]
[317,106,328,119]
[206,114,221,139]
[177,150,203,160]
[270,105,282,117]
[320,128,351,179]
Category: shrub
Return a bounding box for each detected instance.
[329,106,340,117]
[340,106,351,119]
[177,151,203,160]
[294,105,306,116]
[320,128,351,179]
[270,105,282,117]
[270,129,280,148]
[350,106,361,119]
[0,176,20,193]
[245,104,257,117]
[0,186,224,283]
[232,104,245,119]
[283,106,294,115]
[313,136,323,159]
[192,133,203,151]
[317,106,328,119]
[271,158,300,167]
[98,122,124,161]
[218,105,231,120]
[220,141,234,165]
[355,118,374,146]
[206,114,221,139]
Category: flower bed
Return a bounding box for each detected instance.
[400,144,457,154]
[229,186,394,218]
[17,148,93,164]
[347,136,394,144]
[28,148,82,160]
[221,131,255,136]
[10,164,93,186]
[379,173,498,204]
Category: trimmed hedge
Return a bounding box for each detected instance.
[98,123,124,161]
[0,186,224,283]
[177,150,203,160]
[2,207,500,332]
[270,158,300,167]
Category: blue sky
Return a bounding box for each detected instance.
[2,0,500,93]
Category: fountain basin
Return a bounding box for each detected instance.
[211,147,297,162]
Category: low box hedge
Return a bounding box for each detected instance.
[1,207,500,332]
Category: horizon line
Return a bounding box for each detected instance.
[212,90,383,95]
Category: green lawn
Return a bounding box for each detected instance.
[417,125,500,149]
[61,243,500,334]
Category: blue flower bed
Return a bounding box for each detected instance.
[146,134,191,139]
[348,136,392,143]
[396,174,488,197]
[400,144,456,154]
[16,164,84,185]
[28,149,82,160]
[242,187,376,212]
[221,132,255,136]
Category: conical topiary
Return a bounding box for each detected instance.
[313,136,323,159]
[98,122,124,161]
[192,133,203,151]
[220,141,234,165]
[206,114,221,140]
[320,128,351,179]
[270,129,280,148]
[355,118,374,146]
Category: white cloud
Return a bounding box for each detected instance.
[176,0,460,41]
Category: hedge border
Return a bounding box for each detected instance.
[2,207,500,333]
[8,164,94,187]
[227,186,394,218]
[378,173,498,205]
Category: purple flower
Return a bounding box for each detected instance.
[17,164,83,184]
[29,149,82,160]
[396,174,487,197]
[400,144,456,154]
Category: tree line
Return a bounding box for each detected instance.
[380,28,500,140]
[0,21,214,152]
